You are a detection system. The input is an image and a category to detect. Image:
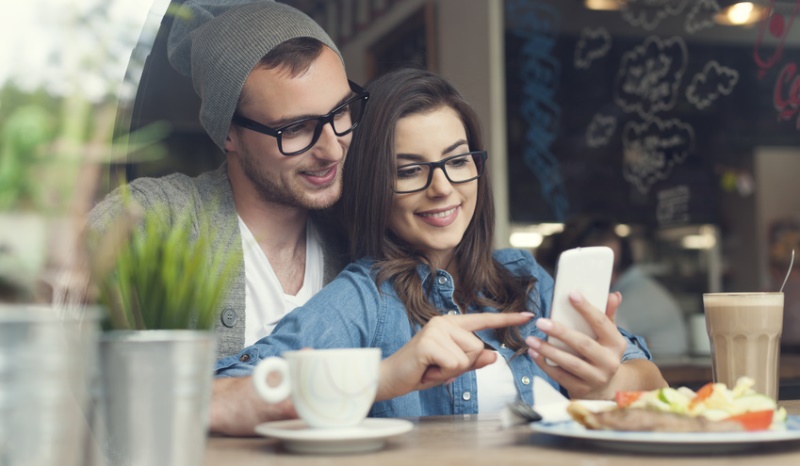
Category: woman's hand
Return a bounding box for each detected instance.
[376,312,534,401]
[525,291,663,399]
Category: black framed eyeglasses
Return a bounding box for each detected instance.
[394,151,488,194]
[231,80,369,156]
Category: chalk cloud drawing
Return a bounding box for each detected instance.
[621,0,688,31]
[586,113,618,148]
[622,117,695,194]
[686,61,740,110]
[574,27,612,69]
[614,36,688,119]
[685,0,720,34]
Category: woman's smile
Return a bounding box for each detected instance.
[416,205,461,227]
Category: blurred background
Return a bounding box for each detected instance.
[3,0,800,359]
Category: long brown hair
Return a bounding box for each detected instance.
[339,68,536,351]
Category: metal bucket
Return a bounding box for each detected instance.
[0,305,99,466]
[95,330,216,466]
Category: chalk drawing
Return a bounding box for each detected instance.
[686,61,740,110]
[614,35,688,119]
[754,0,800,79]
[506,0,569,220]
[621,0,688,31]
[574,27,612,69]
[685,0,720,34]
[586,113,618,148]
[622,116,695,194]
[656,185,691,226]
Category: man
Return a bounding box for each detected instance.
[91,0,529,436]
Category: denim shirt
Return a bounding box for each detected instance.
[215,249,652,417]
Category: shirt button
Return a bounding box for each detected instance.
[438,276,448,285]
[221,308,238,328]
[239,354,251,362]
[462,391,472,401]
[521,376,531,385]
[500,343,508,349]
[447,310,458,315]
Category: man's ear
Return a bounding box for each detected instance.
[224,127,238,153]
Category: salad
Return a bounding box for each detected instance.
[614,377,787,431]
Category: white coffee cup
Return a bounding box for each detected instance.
[252,348,381,428]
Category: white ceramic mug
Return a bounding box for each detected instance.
[252,348,381,428]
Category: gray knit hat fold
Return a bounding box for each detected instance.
[167,0,342,150]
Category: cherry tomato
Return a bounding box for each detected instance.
[690,382,715,408]
[615,391,643,408]
[727,410,774,431]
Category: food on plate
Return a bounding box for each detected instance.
[567,377,787,432]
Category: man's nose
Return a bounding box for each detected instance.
[309,122,346,162]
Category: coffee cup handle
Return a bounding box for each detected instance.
[252,357,291,403]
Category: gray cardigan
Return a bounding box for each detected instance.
[89,163,346,358]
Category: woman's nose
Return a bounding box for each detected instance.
[426,167,454,196]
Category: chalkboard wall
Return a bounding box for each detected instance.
[504,0,800,228]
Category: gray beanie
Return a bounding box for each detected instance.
[167,0,342,150]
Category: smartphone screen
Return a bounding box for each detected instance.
[545,246,614,365]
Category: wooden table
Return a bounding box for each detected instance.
[204,400,800,465]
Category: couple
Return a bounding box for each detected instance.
[90,0,666,435]
[217,65,666,420]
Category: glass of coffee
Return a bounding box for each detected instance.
[703,292,784,400]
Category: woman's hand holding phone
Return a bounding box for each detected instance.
[526,290,629,399]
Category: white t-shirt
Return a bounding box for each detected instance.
[239,217,324,346]
[476,351,519,413]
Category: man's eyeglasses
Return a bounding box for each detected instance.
[231,80,369,156]
[394,151,488,194]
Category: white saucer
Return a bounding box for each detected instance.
[254,418,415,454]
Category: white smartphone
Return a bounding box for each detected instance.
[545,246,614,365]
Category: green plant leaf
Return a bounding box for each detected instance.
[92,193,240,331]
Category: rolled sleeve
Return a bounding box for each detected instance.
[619,326,653,361]
[215,346,262,377]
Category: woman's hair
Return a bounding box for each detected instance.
[339,68,536,351]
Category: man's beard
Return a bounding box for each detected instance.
[237,147,341,210]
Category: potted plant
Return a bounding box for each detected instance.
[87,193,239,466]
[0,97,117,466]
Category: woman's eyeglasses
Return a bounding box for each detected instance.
[394,151,488,194]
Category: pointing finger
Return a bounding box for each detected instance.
[450,312,534,332]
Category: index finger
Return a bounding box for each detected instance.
[451,312,534,332]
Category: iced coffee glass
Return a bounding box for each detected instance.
[703,292,784,400]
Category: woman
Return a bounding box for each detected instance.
[217,68,666,416]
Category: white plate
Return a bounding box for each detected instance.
[255,418,414,454]
[530,415,800,454]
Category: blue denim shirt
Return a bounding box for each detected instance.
[215,249,652,417]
